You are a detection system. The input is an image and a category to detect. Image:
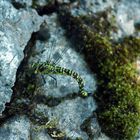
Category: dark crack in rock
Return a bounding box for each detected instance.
[11,0,32,8]
[0,0,44,115]
[1,0,140,140]
[29,13,96,98]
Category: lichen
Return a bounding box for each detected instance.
[58,9,140,140]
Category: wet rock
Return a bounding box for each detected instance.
[0,0,43,115]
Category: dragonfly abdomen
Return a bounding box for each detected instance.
[53,65,88,96]
[32,62,88,96]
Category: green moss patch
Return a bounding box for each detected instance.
[58,10,140,140]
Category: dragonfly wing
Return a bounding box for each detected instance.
[53,46,69,65]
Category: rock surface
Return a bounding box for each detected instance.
[0,0,43,115]
[34,97,96,139]
[0,116,30,140]
[0,0,140,140]
[71,0,140,38]
[13,0,32,7]
[28,13,97,139]
[115,0,140,37]
[31,13,96,97]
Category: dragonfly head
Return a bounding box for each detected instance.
[31,63,41,74]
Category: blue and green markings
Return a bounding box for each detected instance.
[32,61,88,97]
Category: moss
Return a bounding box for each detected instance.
[80,9,117,37]
[58,10,140,140]
[134,22,140,31]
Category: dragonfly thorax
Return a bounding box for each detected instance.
[32,62,55,74]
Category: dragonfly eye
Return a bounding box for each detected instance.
[31,63,39,74]
[38,64,46,72]
[32,63,38,70]
[31,63,37,68]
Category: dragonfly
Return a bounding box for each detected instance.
[32,39,89,97]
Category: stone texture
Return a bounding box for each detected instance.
[33,0,54,7]
[28,13,97,139]
[0,0,43,115]
[0,116,30,140]
[71,0,140,38]
[115,0,140,36]
[35,97,96,139]
[71,0,117,16]
[30,13,96,97]
[0,0,140,140]
[13,0,32,7]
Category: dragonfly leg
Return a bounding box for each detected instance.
[41,75,46,84]
[53,47,69,65]
[48,75,57,87]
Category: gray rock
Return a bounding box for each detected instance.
[136,129,140,140]
[89,117,111,140]
[33,0,54,7]
[71,0,117,16]
[13,0,32,7]
[30,13,96,97]
[0,0,43,115]
[72,0,140,38]
[35,97,96,139]
[31,127,53,140]
[57,0,71,3]
[28,13,97,139]
[0,116,30,140]
[1,0,140,140]
[115,0,140,36]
